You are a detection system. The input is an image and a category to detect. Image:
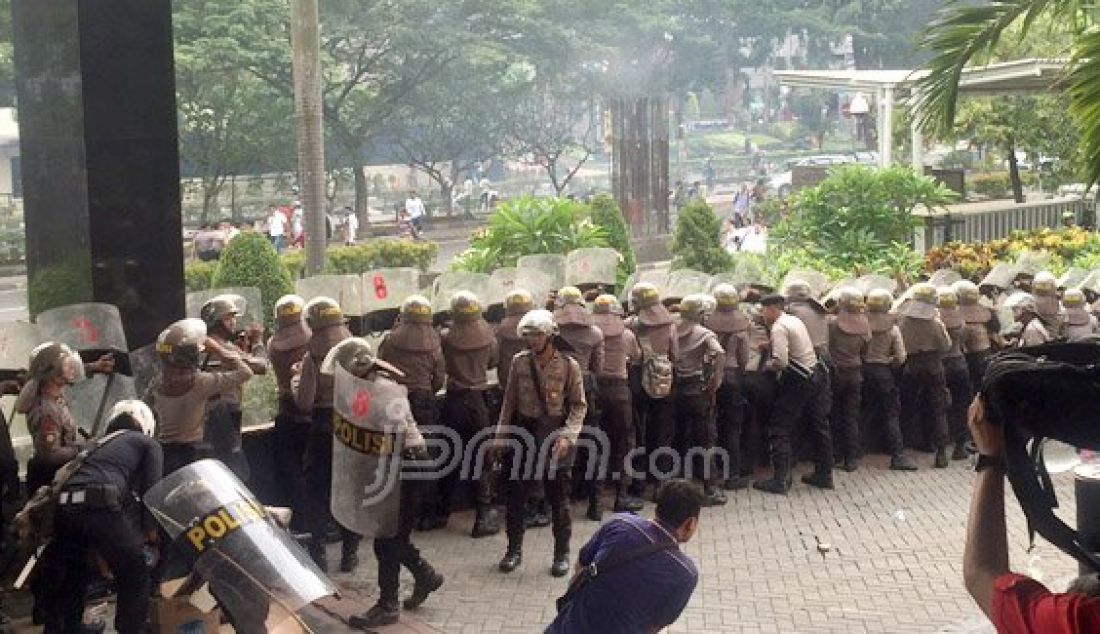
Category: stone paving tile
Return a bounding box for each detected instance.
[321,452,1082,633]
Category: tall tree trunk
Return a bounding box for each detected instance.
[353,164,370,230]
[291,0,326,274]
[1007,141,1024,203]
[229,173,238,221]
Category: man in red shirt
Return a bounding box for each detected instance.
[965,396,1100,632]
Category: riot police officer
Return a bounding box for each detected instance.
[497,289,535,393]
[146,319,252,476]
[553,286,605,520]
[828,287,870,474]
[294,296,359,572]
[1007,293,1053,347]
[1063,289,1099,340]
[626,282,678,493]
[320,338,444,629]
[954,280,999,391]
[47,400,162,634]
[591,294,643,511]
[1032,271,1063,335]
[937,287,973,461]
[199,294,269,480]
[707,284,752,491]
[438,291,501,537]
[673,294,727,505]
[897,283,951,468]
[862,289,916,471]
[783,280,833,473]
[494,309,586,577]
[268,295,312,513]
[754,294,832,494]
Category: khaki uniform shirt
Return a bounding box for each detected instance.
[898,317,951,356]
[496,350,587,443]
[864,325,907,366]
[149,352,253,444]
[378,336,445,394]
[827,320,870,370]
[768,313,817,372]
[1019,319,1052,347]
[28,395,81,468]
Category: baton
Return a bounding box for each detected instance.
[13,544,44,590]
[89,371,117,438]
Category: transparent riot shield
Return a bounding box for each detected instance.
[663,269,710,305]
[295,275,364,317]
[362,268,421,333]
[980,263,1021,294]
[707,272,741,292]
[728,254,771,290]
[1015,251,1051,277]
[486,268,517,323]
[128,342,160,402]
[780,269,829,298]
[516,254,566,291]
[856,274,897,296]
[37,303,131,435]
[515,266,558,310]
[1059,267,1089,290]
[0,322,41,379]
[431,272,492,321]
[823,278,857,308]
[1077,269,1100,301]
[565,248,619,290]
[143,460,335,631]
[186,287,264,331]
[330,365,405,538]
[928,269,962,288]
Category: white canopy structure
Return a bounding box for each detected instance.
[773,59,1066,169]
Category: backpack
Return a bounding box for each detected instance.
[638,331,673,399]
[14,430,126,549]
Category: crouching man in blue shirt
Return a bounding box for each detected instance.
[547,479,702,633]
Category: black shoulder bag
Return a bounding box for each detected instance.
[556,528,676,612]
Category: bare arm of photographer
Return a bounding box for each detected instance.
[963,395,1009,620]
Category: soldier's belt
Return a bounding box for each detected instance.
[333,414,397,456]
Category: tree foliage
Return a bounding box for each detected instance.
[210,232,294,329]
[452,197,608,273]
[769,166,955,278]
[589,194,636,286]
[670,199,732,274]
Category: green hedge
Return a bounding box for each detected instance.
[670,199,733,274]
[210,233,294,329]
[589,194,636,286]
[185,260,218,292]
[968,171,1039,199]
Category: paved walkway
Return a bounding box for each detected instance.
[316,452,1080,633]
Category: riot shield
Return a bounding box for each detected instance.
[728,255,771,290]
[1014,251,1050,277]
[143,460,335,631]
[431,272,491,324]
[928,269,962,288]
[780,269,829,298]
[823,278,857,308]
[0,321,41,380]
[1059,267,1089,290]
[707,272,741,292]
[565,248,619,291]
[330,364,404,538]
[296,275,363,316]
[516,254,566,291]
[36,303,131,435]
[129,342,160,401]
[514,266,558,311]
[618,272,637,307]
[663,269,710,306]
[980,263,1021,294]
[1077,269,1100,302]
[856,274,896,296]
[186,287,264,331]
[485,268,518,323]
[362,268,421,333]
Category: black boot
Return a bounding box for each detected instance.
[753,456,792,495]
[613,483,644,512]
[499,546,523,573]
[417,513,449,531]
[551,544,570,577]
[308,540,328,573]
[340,534,361,573]
[349,601,399,629]
[724,475,752,491]
[472,505,501,538]
[800,470,834,490]
[890,455,918,471]
[840,458,859,473]
[951,443,969,461]
[702,484,728,506]
[586,493,603,522]
[934,446,949,468]
[403,559,444,610]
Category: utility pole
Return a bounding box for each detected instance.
[290,0,326,275]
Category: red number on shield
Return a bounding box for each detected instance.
[352,390,372,417]
[373,276,388,300]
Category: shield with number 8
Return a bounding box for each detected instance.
[566,247,618,291]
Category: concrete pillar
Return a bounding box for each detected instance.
[880,87,894,168]
[12,0,183,347]
[911,110,924,172]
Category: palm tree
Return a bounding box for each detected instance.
[915,1,1100,184]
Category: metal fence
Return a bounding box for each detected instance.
[915,197,1095,252]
